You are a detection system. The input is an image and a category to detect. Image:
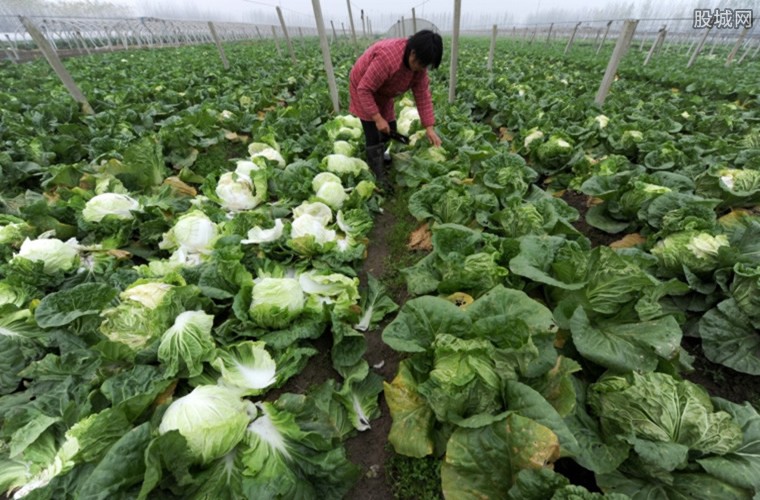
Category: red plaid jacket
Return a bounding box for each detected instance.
[349,38,435,127]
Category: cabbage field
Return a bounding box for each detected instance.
[1,34,760,499]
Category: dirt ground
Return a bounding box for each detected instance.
[266,206,403,499]
[561,190,621,247]
[345,206,403,500]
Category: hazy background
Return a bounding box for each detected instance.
[2,0,758,32]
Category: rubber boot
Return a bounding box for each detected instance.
[366,143,392,194]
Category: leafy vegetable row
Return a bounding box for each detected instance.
[378,46,760,496]
[0,41,402,498]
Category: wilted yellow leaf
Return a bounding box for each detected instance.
[107,249,132,259]
[43,191,60,203]
[554,329,570,349]
[609,233,646,249]
[499,127,514,142]
[586,196,604,207]
[163,177,197,197]
[153,380,178,408]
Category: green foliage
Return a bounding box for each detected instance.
[386,450,443,500]
[3,34,760,500]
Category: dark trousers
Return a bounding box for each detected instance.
[360,120,398,147]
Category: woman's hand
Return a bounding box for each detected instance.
[373,115,390,135]
[425,126,442,147]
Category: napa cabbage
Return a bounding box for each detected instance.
[249,277,306,329]
[13,237,79,274]
[322,154,369,176]
[651,231,729,274]
[248,142,285,167]
[241,219,285,245]
[158,385,251,465]
[81,193,141,222]
[159,210,219,256]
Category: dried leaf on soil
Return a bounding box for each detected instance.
[408,223,433,251]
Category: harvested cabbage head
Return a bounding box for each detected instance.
[158,385,251,464]
[14,237,79,274]
[82,193,141,222]
[249,277,306,329]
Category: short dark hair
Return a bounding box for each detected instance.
[404,30,443,69]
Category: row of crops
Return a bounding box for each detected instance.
[381,38,760,498]
[0,34,759,499]
[0,41,398,498]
